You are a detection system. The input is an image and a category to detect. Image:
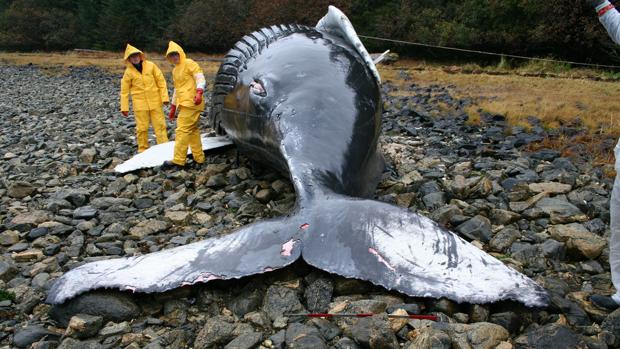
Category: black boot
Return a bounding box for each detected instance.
[590,294,620,311]
[160,160,184,170]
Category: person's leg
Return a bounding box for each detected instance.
[172,106,194,166]
[610,142,620,303]
[592,139,620,310]
[150,108,169,144]
[134,110,150,153]
[187,109,205,164]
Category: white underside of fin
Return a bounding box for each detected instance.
[373,50,391,65]
[114,135,233,173]
[316,6,382,84]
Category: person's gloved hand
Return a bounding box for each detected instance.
[121,111,129,117]
[168,104,177,121]
[588,0,607,8]
[194,88,204,105]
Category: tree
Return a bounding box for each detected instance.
[166,0,253,52]
[0,0,77,50]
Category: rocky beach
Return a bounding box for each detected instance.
[1,64,618,349]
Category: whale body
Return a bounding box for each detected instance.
[47,7,548,307]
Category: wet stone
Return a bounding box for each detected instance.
[456,215,492,242]
[304,277,333,313]
[50,291,140,326]
[0,230,20,246]
[8,181,35,199]
[13,325,60,349]
[224,331,263,349]
[285,323,327,349]
[514,323,587,349]
[263,285,305,321]
[73,206,98,220]
[194,315,236,348]
[65,314,103,339]
[349,315,399,349]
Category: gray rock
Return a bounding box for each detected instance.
[541,239,565,260]
[311,317,342,341]
[98,321,130,337]
[406,325,452,349]
[13,325,60,349]
[456,215,492,242]
[0,230,20,246]
[548,223,606,259]
[255,188,274,204]
[90,197,132,209]
[133,197,154,209]
[128,219,170,238]
[490,209,521,225]
[550,294,591,327]
[386,303,421,315]
[489,311,521,334]
[469,304,490,322]
[194,315,236,348]
[423,192,446,210]
[349,315,399,349]
[49,291,140,326]
[73,206,98,219]
[0,258,18,282]
[8,181,35,199]
[224,331,263,349]
[334,337,362,349]
[57,338,103,349]
[489,227,520,252]
[528,182,572,194]
[514,323,587,349]
[79,148,97,163]
[535,198,587,224]
[207,174,228,187]
[28,227,49,240]
[263,285,305,321]
[285,323,327,349]
[66,314,103,339]
[304,277,333,313]
[602,308,620,347]
[530,149,560,161]
[230,289,263,318]
[431,205,462,226]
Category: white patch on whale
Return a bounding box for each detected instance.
[316,6,382,84]
[114,135,233,173]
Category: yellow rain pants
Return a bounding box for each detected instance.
[172,106,205,165]
[134,109,169,153]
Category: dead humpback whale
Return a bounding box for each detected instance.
[47,6,548,307]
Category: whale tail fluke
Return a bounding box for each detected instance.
[45,215,304,304]
[299,195,548,307]
[47,195,548,308]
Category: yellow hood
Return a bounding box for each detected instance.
[123,44,145,62]
[166,41,186,64]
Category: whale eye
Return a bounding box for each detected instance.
[250,80,266,96]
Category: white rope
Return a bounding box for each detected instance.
[359,34,620,70]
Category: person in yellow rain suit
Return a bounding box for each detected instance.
[120,44,169,153]
[162,41,206,168]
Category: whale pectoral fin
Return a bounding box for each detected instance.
[46,217,301,304]
[301,198,548,307]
